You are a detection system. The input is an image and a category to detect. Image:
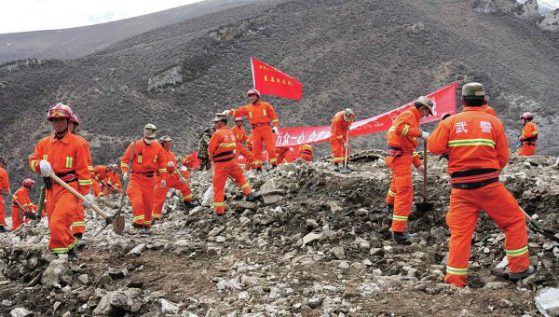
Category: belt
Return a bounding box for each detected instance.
[56,170,77,183]
[212,151,235,163]
[132,170,155,177]
[251,122,270,128]
[386,147,412,157]
[451,177,499,189]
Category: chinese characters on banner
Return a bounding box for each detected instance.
[251,57,303,100]
[274,82,458,147]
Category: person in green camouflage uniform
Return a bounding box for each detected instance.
[197,128,213,170]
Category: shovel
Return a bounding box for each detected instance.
[521,208,559,243]
[49,173,125,235]
[32,185,46,226]
[340,130,352,174]
[415,138,434,213]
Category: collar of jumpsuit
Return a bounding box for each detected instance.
[48,131,71,144]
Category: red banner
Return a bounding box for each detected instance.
[275,82,458,147]
[251,57,303,100]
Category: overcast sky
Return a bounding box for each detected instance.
[0,0,204,34]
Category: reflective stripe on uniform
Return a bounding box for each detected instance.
[71,221,85,228]
[336,135,343,139]
[65,156,73,168]
[446,266,468,275]
[78,179,93,186]
[219,142,236,148]
[158,168,167,173]
[263,109,268,116]
[448,139,496,148]
[392,215,408,221]
[249,112,253,118]
[214,202,225,207]
[138,155,143,163]
[506,246,528,257]
[133,215,144,222]
[52,247,69,254]
[153,155,157,162]
[388,190,395,197]
[402,124,410,136]
[121,163,129,168]
[269,158,277,163]
[182,194,193,201]
[240,183,249,190]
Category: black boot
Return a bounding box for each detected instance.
[392,232,411,245]
[256,167,263,174]
[67,248,78,259]
[333,163,340,172]
[386,204,394,214]
[183,200,199,209]
[0,226,6,233]
[74,233,86,249]
[507,266,535,281]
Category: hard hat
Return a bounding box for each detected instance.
[159,135,172,143]
[22,178,35,188]
[47,103,73,121]
[461,83,485,97]
[144,123,157,139]
[235,117,244,122]
[520,112,534,120]
[415,96,434,115]
[108,164,118,170]
[246,89,261,97]
[343,108,355,121]
[213,113,228,122]
[69,113,80,125]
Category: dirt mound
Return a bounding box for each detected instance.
[0,156,558,316]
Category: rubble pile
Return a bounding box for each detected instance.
[0,154,558,316]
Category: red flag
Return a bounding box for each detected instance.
[251,57,303,100]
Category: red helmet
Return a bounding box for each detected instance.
[22,178,35,188]
[246,89,261,97]
[235,117,244,122]
[520,112,533,120]
[47,103,73,121]
[70,113,80,125]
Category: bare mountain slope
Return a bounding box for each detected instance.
[0,0,258,62]
[1,0,559,184]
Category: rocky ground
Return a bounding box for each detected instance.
[1,153,558,316]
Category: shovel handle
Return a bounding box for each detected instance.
[423,138,428,200]
[49,173,110,219]
[519,207,532,222]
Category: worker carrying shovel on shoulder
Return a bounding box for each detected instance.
[429,82,534,288]
[28,103,94,258]
[385,97,433,244]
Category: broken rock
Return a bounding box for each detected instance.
[535,288,559,317]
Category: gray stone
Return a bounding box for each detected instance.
[330,246,346,260]
[147,66,183,92]
[535,288,559,317]
[267,287,282,302]
[308,296,324,309]
[2,300,13,307]
[110,288,143,313]
[78,274,90,285]
[260,178,284,196]
[160,298,180,314]
[41,258,70,288]
[484,281,508,290]
[208,226,224,237]
[215,236,226,243]
[305,219,319,230]
[327,201,342,213]
[540,9,559,32]
[93,294,111,315]
[201,186,213,207]
[127,244,146,256]
[10,308,33,317]
[302,232,323,246]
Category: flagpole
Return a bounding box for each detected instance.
[250,57,256,89]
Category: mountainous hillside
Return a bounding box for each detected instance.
[1,0,559,185]
[0,0,259,62]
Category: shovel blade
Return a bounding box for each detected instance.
[415,202,434,213]
[340,167,352,174]
[112,215,126,235]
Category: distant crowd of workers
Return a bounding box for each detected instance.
[0,82,543,288]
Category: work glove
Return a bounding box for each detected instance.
[123,173,128,181]
[160,179,166,188]
[39,160,53,177]
[83,193,95,207]
[420,130,430,139]
[180,166,188,172]
[167,161,176,173]
[272,127,279,134]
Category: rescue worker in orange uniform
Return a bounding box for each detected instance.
[482,98,497,116]
[106,164,122,194]
[330,108,356,171]
[298,144,313,162]
[121,124,168,231]
[11,178,38,231]
[0,157,10,232]
[517,112,538,156]
[276,147,296,164]
[385,97,433,244]
[223,89,280,172]
[208,115,261,215]
[429,83,533,287]
[152,136,197,220]
[231,117,256,169]
[29,103,94,257]
[385,152,423,209]
[67,112,93,247]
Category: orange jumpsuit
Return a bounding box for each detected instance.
[92,165,110,197]
[231,125,256,169]
[121,140,167,228]
[208,126,253,215]
[385,152,422,206]
[106,171,122,194]
[11,186,37,231]
[71,133,93,236]
[518,121,538,156]
[152,150,193,219]
[276,147,295,164]
[0,167,9,229]
[298,144,313,162]
[29,132,93,254]
[385,107,422,233]
[429,106,530,288]
[229,100,279,168]
[330,111,352,164]
[483,104,496,116]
